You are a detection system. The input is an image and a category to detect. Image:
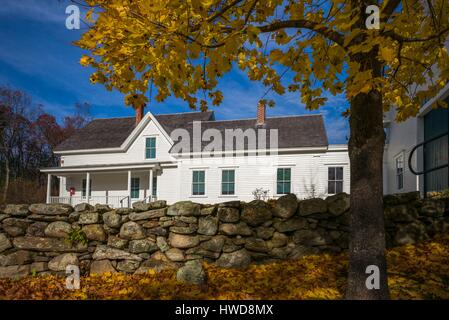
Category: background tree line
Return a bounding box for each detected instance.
[0,86,90,204]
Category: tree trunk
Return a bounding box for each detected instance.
[1,156,9,203]
[346,87,390,299]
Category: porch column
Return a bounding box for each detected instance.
[46,174,52,204]
[86,172,90,204]
[127,170,132,208]
[149,169,153,201]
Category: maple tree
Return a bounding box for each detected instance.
[74,0,449,299]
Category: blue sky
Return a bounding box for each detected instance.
[0,0,349,143]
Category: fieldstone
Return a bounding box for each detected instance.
[26,214,69,222]
[74,203,94,212]
[200,205,217,215]
[169,233,200,249]
[151,251,170,262]
[103,211,122,228]
[107,236,128,249]
[132,201,153,212]
[255,226,275,240]
[146,227,168,236]
[292,230,327,246]
[117,260,141,273]
[150,200,167,210]
[120,221,146,240]
[384,205,418,222]
[142,220,160,229]
[2,218,30,237]
[82,224,106,242]
[383,191,420,206]
[200,236,226,252]
[298,198,327,216]
[156,236,170,252]
[217,207,240,223]
[216,249,251,268]
[241,200,272,226]
[0,265,30,279]
[170,225,197,234]
[198,216,218,235]
[94,204,111,213]
[116,208,133,215]
[3,204,29,216]
[92,245,142,261]
[273,217,308,232]
[44,221,72,238]
[419,200,445,217]
[167,201,201,216]
[273,194,298,219]
[219,222,252,236]
[245,238,269,253]
[326,193,350,216]
[166,248,185,262]
[13,236,87,252]
[90,260,116,275]
[30,262,48,273]
[48,253,79,271]
[394,221,429,245]
[128,238,158,254]
[0,250,33,266]
[134,259,178,274]
[27,222,48,237]
[129,208,167,221]
[177,216,198,224]
[0,233,12,253]
[29,203,73,216]
[218,201,241,208]
[267,232,288,249]
[176,260,206,285]
[79,212,100,225]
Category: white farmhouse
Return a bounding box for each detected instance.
[41,104,350,207]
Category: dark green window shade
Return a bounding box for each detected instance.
[277,168,291,194]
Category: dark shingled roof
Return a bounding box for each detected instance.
[54,111,328,152]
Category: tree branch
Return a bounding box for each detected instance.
[257,19,345,46]
[383,26,449,43]
[380,0,402,22]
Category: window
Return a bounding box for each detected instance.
[192,170,205,195]
[396,155,404,190]
[145,137,156,159]
[152,176,157,197]
[131,177,140,199]
[277,168,291,194]
[328,167,343,194]
[82,179,92,197]
[221,170,235,195]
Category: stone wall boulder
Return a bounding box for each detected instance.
[13,237,87,252]
[216,249,251,268]
[79,212,100,225]
[0,234,12,253]
[74,203,94,213]
[326,193,350,216]
[198,216,218,235]
[385,205,418,222]
[217,207,240,223]
[90,260,116,275]
[103,211,122,228]
[82,224,106,242]
[384,191,420,206]
[48,253,79,271]
[119,221,146,240]
[29,204,73,216]
[92,245,142,261]
[273,217,308,233]
[299,198,327,216]
[241,200,272,226]
[272,194,298,219]
[44,221,72,238]
[419,199,445,217]
[167,201,201,216]
[128,238,158,254]
[169,233,200,249]
[2,218,30,237]
[3,204,29,217]
[176,260,206,285]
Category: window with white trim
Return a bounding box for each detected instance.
[221,170,235,195]
[328,167,343,194]
[277,168,291,194]
[192,170,205,195]
[145,137,156,159]
[131,177,140,199]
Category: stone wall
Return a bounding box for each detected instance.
[1,192,448,279]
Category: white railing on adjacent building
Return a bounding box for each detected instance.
[49,195,158,208]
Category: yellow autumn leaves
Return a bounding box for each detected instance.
[0,235,448,300]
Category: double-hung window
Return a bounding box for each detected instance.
[395,155,404,190]
[221,170,235,195]
[152,176,157,197]
[145,137,156,159]
[192,170,205,195]
[131,177,140,199]
[277,168,291,194]
[328,167,343,194]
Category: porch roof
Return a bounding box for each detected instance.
[40,161,177,174]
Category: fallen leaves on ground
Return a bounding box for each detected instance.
[0,235,448,300]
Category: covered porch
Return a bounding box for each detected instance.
[41,162,174,208]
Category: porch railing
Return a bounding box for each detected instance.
[49,196,131,208]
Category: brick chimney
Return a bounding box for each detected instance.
[256,102,266,126]
[135,105,144,125]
